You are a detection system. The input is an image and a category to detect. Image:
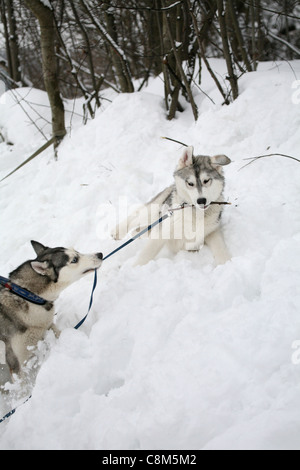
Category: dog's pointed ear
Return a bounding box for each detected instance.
[31,261,58,282]
[211,155,231,168]
[31,241,47,257]
[31,260,49,276]
[177,146,194,170]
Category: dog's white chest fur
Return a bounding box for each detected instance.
[113,147,231,266]
[17,303,55,330]
[170,206,205,251]
[167,205,220,252]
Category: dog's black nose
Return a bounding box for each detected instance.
[197,198,207,206]
[97,253,103,260]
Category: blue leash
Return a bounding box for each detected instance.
[74,211,171,329]
[0,211,173,425]
[103,212,171,261]
[74,268,98,330]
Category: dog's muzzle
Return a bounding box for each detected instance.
[197,198,210,209]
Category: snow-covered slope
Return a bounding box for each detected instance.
[0,60,300,450]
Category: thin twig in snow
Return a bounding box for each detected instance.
[239,153,300,171]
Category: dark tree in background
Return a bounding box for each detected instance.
[0,0,300,146]
[0,0,21,85]
[24,0,66,148]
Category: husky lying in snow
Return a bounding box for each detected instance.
[113,146,231,266]
[0,241,102,383]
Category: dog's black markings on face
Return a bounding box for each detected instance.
[30,247,69,284]
[38,248,70,282]
[193,156,224,180]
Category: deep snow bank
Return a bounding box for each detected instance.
[0,60,300,450]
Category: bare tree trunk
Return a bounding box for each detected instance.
[154,0,170,112]
[217,0,239,101]
[162,0,180,119]
[227,0,252,72]
[0,0,21,84]
[187,0,229,104]
[250,0,258,70]
[5,0,21,83]
[69,1,101,110]
[163,7,198,120]
[103,4,133,93]
[24,0,66,150]
[53,4,102,121]
[255,0,263,63]
[0,0,12,79]
[146,4,162,77]
[79,0,134,94]
[161,0,198,120]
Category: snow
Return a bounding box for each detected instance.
[0,59,300,450]
[0,87,87,145]
[39,0,52,9]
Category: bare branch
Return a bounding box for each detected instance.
[239,153,300,171]
[268,31,300,57]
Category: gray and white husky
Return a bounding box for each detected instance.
[0,241,102,383]
[113,146,231,266]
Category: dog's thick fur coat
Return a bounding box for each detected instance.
[114,147,231,265]
[0,241,102,382]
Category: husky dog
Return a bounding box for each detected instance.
[113,146,231,266]
[0,241,103,382]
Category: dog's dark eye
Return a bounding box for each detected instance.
[71,256,79,264]
[203,179,212,185]
[187,181,195,187]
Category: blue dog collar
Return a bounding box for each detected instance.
[0,276,48,306]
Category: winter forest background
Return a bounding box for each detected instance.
[1,0,300,451]
[0,0,300,143]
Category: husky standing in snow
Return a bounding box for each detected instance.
[0,241,103,384]
[113,146,231,266]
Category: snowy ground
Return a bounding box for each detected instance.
[0,60,300,450]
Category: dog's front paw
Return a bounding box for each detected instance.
[50,324,61,339]
[215,252,231,265]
